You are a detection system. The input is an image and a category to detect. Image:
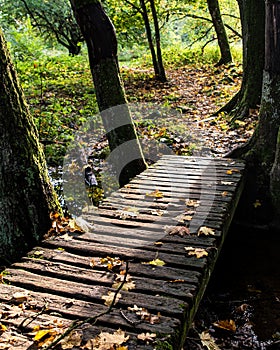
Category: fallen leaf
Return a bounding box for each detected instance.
[199,331,221,350]
[145,189,164,198]
[137,332,157,342]
[60,330,83,349]
[185,199,200,207]
[112,274,136,291]
[86,329,129,350]
[197,226,215,236]
[0,323,7,332]
[127,305,161,324]
[185,247,208,258]
[115,208,138,219]
[165,226,190,237]
[253,199,261,208]
[102,291,122,306]
[154,241,163,246]
[174,214,193,223]
[221,191,228,197]
[213,319,237,332]
[91,256,123,270]
[142,258,166,266]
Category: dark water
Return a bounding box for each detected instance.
[185,223,280,349]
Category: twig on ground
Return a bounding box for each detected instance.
[44,261,129,350]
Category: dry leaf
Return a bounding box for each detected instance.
[137,332,157,342]
[61,331,83,349]
[102,291,122,306]
[145,189,164,198]
[213,319,237,332]
[165,226,190,237]
[221,191,228,197]
[198,226,215,236]
[142,258,165,266]
[185,199,200,207]
[175,214,193,223]
[185,247,208,258]
[115,207,138,219]
[0,323,7,332]
[113,273,136,292]
[86,329,129,350]
[127,305,161,324]
[199,331,221,350]
[91,256,123,270]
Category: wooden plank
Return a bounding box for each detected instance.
[0,155,246,350]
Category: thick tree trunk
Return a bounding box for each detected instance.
[0,28,61,263]
[149,0,167,82]
[228,0,280,225]
[267,1,280,219]
[215,0,265,120]
[70,0,147,186]
[207,0,232,66]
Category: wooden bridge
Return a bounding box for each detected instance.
[0,155,245,349]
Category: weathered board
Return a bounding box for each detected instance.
[0,155,245,349]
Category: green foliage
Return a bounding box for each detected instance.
[0,0,83,55]
[16,53,98,165]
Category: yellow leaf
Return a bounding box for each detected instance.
[102,291,122,306]
[197,226,215,236]
[185,247,208,258]
[112,281,136,291]
[145,189,164,198]
[142,258,165,266]
[0,323,7,332]
[221,191,228,197]
[33,329,53,341]
[253,199,261,208]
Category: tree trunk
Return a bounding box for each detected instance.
[70,0,147,187]
[207,0,232,66]
[0,28,61,264]
[139,0,160,78]
[215,0,265,120]
[228,0,280,225]
[267,0,280,219]
[149,0,167,82]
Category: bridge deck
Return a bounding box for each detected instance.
[0,155,245,349]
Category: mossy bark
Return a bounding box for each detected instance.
[0,28,61,264]
[70,0,147,186]
[215,0,265,120]
[228,1,280,225]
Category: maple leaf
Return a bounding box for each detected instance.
[102,291,122,306]
[199,331,221,350]
[174,214,193,223]
[165,225,190,237]
[127,305,161,324]
[145,189,164,198]
[142,258,166,266]
[112,273,136,291]
[197,226,215,236]
[86,329,129,350]
[213,319,237,332]
[185,247,208,258]
[60,331,83,349]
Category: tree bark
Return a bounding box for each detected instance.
[149,0,167,81]
[0,28,61,264]
[70,0,147,186]
[207,0,232,66]
[215,0,265,120]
